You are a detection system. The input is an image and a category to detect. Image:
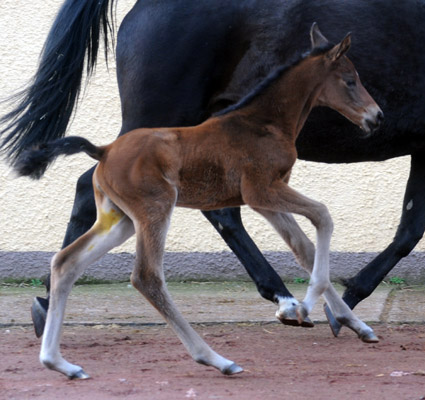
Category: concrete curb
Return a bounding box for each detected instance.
[1,251,425,283]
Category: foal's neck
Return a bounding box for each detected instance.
[241,56,325,137]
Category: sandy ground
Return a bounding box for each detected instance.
[1,322,425,400]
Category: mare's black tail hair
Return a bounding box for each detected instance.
[14,137,105,180]
[0,0,116,166]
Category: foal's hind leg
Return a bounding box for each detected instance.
[40,193,134,379]
[255,210,378,342]
[31,166,97,337]
[129,196,243,375]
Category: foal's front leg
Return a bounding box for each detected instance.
[40,202,134,379]
[256,210,378,342]
[243,179,334,323]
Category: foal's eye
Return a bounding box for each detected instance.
[345,79,356,88]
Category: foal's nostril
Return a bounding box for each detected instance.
[366,110,384,134]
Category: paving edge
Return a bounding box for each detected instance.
[2,251,425,283]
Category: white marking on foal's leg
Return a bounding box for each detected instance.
[298,204,333,318]
[40,275,90,379]
[40,209,134,379]
[323,286,379,342]
[275,296,300,319]
[275,296,314,327]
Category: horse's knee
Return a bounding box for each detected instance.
[315,204,334,234]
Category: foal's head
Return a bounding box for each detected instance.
[310,24,383,135]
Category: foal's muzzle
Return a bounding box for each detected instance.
[362,107,384,136]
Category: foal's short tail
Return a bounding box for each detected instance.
[14,136,105,180]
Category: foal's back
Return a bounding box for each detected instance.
[98,116,287,211]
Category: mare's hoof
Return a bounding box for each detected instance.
[70,369,91,380]
[31,297,48,338]
[277,307,314,328]
[323,303,342,337]
[358,330,379,343]
[222,363,244,375]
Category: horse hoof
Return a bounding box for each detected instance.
[295,303,310,326]
[222,363,244,375]
[31,297,48,338]
[277,308,314,328]
[301,316,314,328]
[359,330,379,343]
[70,369,91,380]
[323,303,342,337]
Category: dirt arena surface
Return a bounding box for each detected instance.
[1,322,424,400]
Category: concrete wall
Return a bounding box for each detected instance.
[1,1,424,283]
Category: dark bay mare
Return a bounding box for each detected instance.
[1,0,424,337]
[15,25,382,379]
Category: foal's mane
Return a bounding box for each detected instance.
[214,43,334,117]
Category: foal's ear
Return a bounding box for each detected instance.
[310,23,329,48]
[327,33,351,61]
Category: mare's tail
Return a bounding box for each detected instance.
[14,137,105,180]
[0,0,118,166]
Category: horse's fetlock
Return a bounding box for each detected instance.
[40,354,56,370]
[194,355,209,366]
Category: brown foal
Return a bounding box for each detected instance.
[16,24,383,379]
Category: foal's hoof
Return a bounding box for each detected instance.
[222,363,244,375]
[295,303,310,326]
[276,306,314,328]
[69,369,91,380]
[323,303,342,337]
[358,330,379,343]
[31,297,48,338]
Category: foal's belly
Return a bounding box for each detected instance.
[176,163,244,210]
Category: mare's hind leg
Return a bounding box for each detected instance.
[202,208,298,320]
[128,195,243,375]
[40,192,134,379]
[255,210,378,343]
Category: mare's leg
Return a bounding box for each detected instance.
[325,154,425,334]
[202,208,297,317]
[128,192,243,375]
[31,167,97,337]
[256,210,378,342]
[343,154,425,307]
[40,193,134,379]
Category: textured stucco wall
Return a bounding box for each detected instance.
[0,1,423,282]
